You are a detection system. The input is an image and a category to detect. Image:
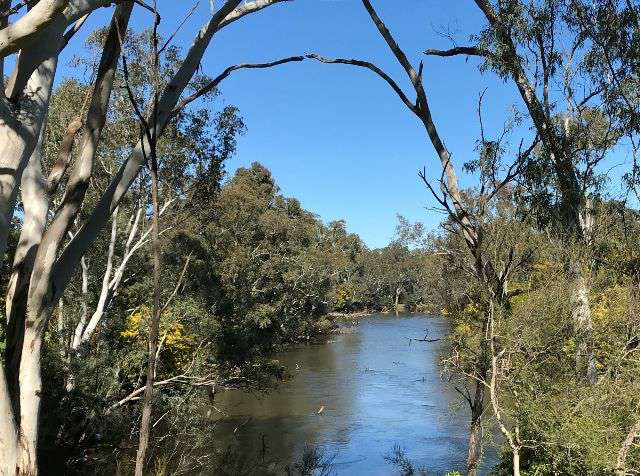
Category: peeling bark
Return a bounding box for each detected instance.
[2,4,132,472]
[0,23,61,266]
[569,261,597,384]
[4,125,48,422]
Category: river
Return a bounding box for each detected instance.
[212,314,497,475]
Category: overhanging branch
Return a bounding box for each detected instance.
[305,53,419,115]
[424,46,488,58]
[0,0,69,58]
[171,55,307,116]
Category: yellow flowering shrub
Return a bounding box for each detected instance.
[120,305,149,339]
[591,285,629,323]
[121,305,193,356]
[164,322,192,352]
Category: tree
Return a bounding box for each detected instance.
[427,0,624,385]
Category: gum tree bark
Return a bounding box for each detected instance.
[0,45,61,476]
[0,0,68,57]
[0,0,112,266]
[12,4,133,471]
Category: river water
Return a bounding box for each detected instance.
[213,314,497,475]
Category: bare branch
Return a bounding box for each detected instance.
[160,254,192,314]
[424,46,487,57]
[158,1,199,55]
[305,53,419,114]
[62,11,90,48]
[47,115,83,195]
[361,0,421,91]
[218,0,291,30]
[172,55,307,117]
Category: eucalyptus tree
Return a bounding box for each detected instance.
[422,0,626,386]
[567,2,640,471]
[0,1,295,473]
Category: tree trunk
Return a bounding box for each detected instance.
[16,322,46,475]
[0,17,63,265]
[5,127,49,415]
[133,124,162,476]
[2,6,133,473]
[467,378,485,476]
[487,299,521,476]
[0,363,18,474]
[569,260,597,384]
[513,450,520,476]
[0,29,61,476]
[616,419,640,475]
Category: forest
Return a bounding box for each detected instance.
[0,0,640,475]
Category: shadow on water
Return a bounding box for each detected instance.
[212,314,497,475]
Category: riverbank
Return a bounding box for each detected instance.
[326,304,436,321]
[326,310,372,320]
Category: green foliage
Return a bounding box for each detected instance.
[384,445,427,476]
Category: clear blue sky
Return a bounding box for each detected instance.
[54,1,629,248]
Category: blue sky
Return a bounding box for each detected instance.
[54,1,629,248]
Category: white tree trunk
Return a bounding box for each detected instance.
[71,207,118,350]
[0,363,17,474]
[5,128,48,323]
[0,34,60,263]
[0,0,115,264]
[570,260,597,384]
[16,323,44,475]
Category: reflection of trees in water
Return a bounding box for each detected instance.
[212,331,363,467]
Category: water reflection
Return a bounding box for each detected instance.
[213,315,496,475]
